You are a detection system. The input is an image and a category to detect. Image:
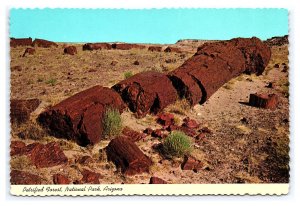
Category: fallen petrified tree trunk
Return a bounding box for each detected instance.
[112,71,178,118]
[10,98,41,124]
[106,136,152,176]
[82,43,112,50]
[37,86,125,146]
[168,37,271,106]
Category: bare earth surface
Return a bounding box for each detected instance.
[10,40,289,184]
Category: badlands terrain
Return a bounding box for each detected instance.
[10,36,289,184]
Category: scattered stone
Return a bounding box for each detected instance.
[78,155,94,165]
[24,142,68,168]
[143,127,153,135]
[265,82,274,88]
[111,60,118,66]
[113,71,177,118]
[149,176,167,184]
[10,98,41,124]
[151,129,164,138]
[22,48,35,57]
[249,93,279,110]
[80,169,101,184]
[274,63,280,68]
[178,126,197,137]
[53,174,71,184]
[194,133,206,141]
[282,65,288,72]
[122,126,146,142]
[10,141,26,156]
[133,60,140,65]
[11,65,22,72]
[181,156,203,172]
[64,46,77,55]
[165,58,176,63]
[10,170,42,185]
[182,117,199,129]
[156,113,175,127]
[37,85,125,146]
[198,127,212,134]
[88,69,97,72]
[240,117,249,124]
[166,124,180,132]
[106,136,152,176]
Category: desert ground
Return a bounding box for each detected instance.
[10,37,289,184]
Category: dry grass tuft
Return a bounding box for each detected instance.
[166,99,191,115]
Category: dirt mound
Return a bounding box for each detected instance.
[168,37,271,106]
[113,71,178,118]
[37,85,125,146]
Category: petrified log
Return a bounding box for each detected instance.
[10,98,41,124]
[11,170,42,185]
[82,43,112,50]
[249,93,279,110]
[53,174,71,184]
[168,37,271,106]
[164,46,181,53]
[32,38,58,48]
[112,71,177,118]
[37,86,125,146]
[64,46,77,55]
[181,156,203,172]
[10,37,33,47]
[111,43,146,50]
[10,141,26,156]
[106,136,152,176]
[22,47,35,57]
[148,46,162,52]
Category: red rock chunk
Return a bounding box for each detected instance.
[181,156,203,172]
[10,170,42,185]
[22,47,35,57]
[149,176,167,184]
[78,155,94,165]
[64,46,77,55]
[10,141,26,156]
[37,85,125,146]
[182,117,199,129]
[164,46,181,53]
[80,169,101,184]
[113,71,177,118]
[53,174,71,184]
[106,136,152,176]
[156,113,175,127]
[82,43,112,50]
[249,93,279,110]
[122,126,146,142]
[148,46,162,52]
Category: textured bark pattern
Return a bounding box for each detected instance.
[168,37,271,106]
[113,71,178,118]
[106,136,152,176]
[37,85,124,146]
[11,170,42,185]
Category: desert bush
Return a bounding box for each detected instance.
[166,99,191,115]
[103,107,122,138]
[124,71,133,79]
[46,78,57,86]
[163,131,193,157]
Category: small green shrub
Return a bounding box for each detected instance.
[103,107,122,138]
[163,131,193,157]
[124,71,133,79]
[46,78,57,86]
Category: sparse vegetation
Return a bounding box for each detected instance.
[17,122,46,140]
[163,131,193,157]
[10,155,33,170]
[166,99,191,115]
[46,78,57,86]
[124,71,133,79]
[103,107,122,138]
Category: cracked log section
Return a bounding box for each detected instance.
[112,71,178,118]
[37,85,125,146]
[168,37,271,106]
[106,136,152,176]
